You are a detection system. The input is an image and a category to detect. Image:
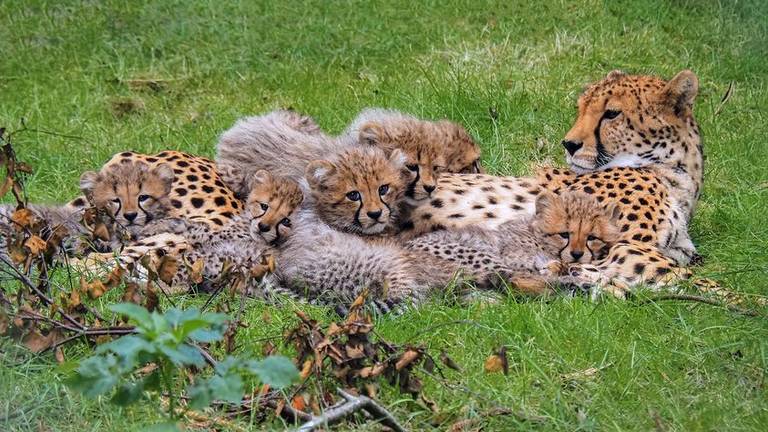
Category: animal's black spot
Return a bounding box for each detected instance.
[634,263,646,274]
[71,197,85,206]
[202,185,214,193]
[431,199,444,208]
[626,213,638,221]
[191,198,204,208]
[175,188,187,196]
[211,218,224,226]
[449,213,464,219]
[421,213,432,220]
[472,204,485,210]
[454,189,466,195]
[177,161,189,168]
[583,186,595,194]
[171,199,183,209]
[214,196,227,206]
[488,196,498,205]
[187,174,199,182]
[485,212,495,218]
[621,224,630,232]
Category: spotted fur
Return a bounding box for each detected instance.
[403,70,704,295]
[101,151,243,230]
[404,191,620,292]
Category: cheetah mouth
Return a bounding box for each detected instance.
[567,160,596,174]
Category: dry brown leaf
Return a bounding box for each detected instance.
[86,280,106,299]
[122,281,142,304]
[440,350,462,371]
[8,243,27,265]
[299,359,313,380]
[345,343,365,360]
[291,395,307,412]
[103,266,125,289]
[188,258,204,284]
[395,349,421,370]
[0,177,13,198]
[484,355,504,374]
[22,329,59,353]
[10,208,34,229]
[54,347,65,364]
[157,255,178,285]
[145,280,159,312]
[24,235,47,256]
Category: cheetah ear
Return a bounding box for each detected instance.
[305,160,336,189]
[247,169,273,191]
[606,70,626,80]
[79,171,102,197]
[534,192,556,216]
[150,163,175,192]
[359,122,387,146]
[663,70,698,115]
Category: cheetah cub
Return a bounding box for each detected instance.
[404,191,621,292]
[116,170,304,291]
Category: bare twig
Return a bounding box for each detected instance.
[0,255,85,330]
[296,388,405,432]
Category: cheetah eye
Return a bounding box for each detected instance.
[587,235,598,241]
[406,164,419,172]
[558,232,570,239]
[260,203,269,211]
[138,195,150,202]
[280,218,291,227]
[378,184,389,196]
[604,109,622,120]
[346,191,361,201]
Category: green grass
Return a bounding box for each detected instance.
[2,0,768,430]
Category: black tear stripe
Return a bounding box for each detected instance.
[138,200,152,222]
[594,114,614,167]
[353,200,364,227]
[558,237,570,258]
[406,168,421,198]
[381,197,392,221]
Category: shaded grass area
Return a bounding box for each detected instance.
[1,0,767,430]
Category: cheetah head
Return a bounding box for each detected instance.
[533,191,621,264]
[244,170,304,244]
[358,115,482,203]
[80,160,174,230]
[562,70,699,174]
[306,146,408,235]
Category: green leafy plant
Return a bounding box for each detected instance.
[67,303,298,424]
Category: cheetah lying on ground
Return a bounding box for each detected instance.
[403,70,705,297]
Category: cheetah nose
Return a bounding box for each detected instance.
[571,250,584,260]
[258,222,271,232]
[423,184,436,194]
[124,212,137,223]
[367,210,382,220]
[562,140,583,156]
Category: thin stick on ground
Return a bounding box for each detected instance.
[296,388,405,432]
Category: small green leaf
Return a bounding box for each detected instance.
[112,381,145,406]
[248,356,299,389]
[67,356,120,398]
[188,328,224,343]
[110,303,151,325]
[96,335,154,361]
[158,344,205,367]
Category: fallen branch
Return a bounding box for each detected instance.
[296,388,405,432]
